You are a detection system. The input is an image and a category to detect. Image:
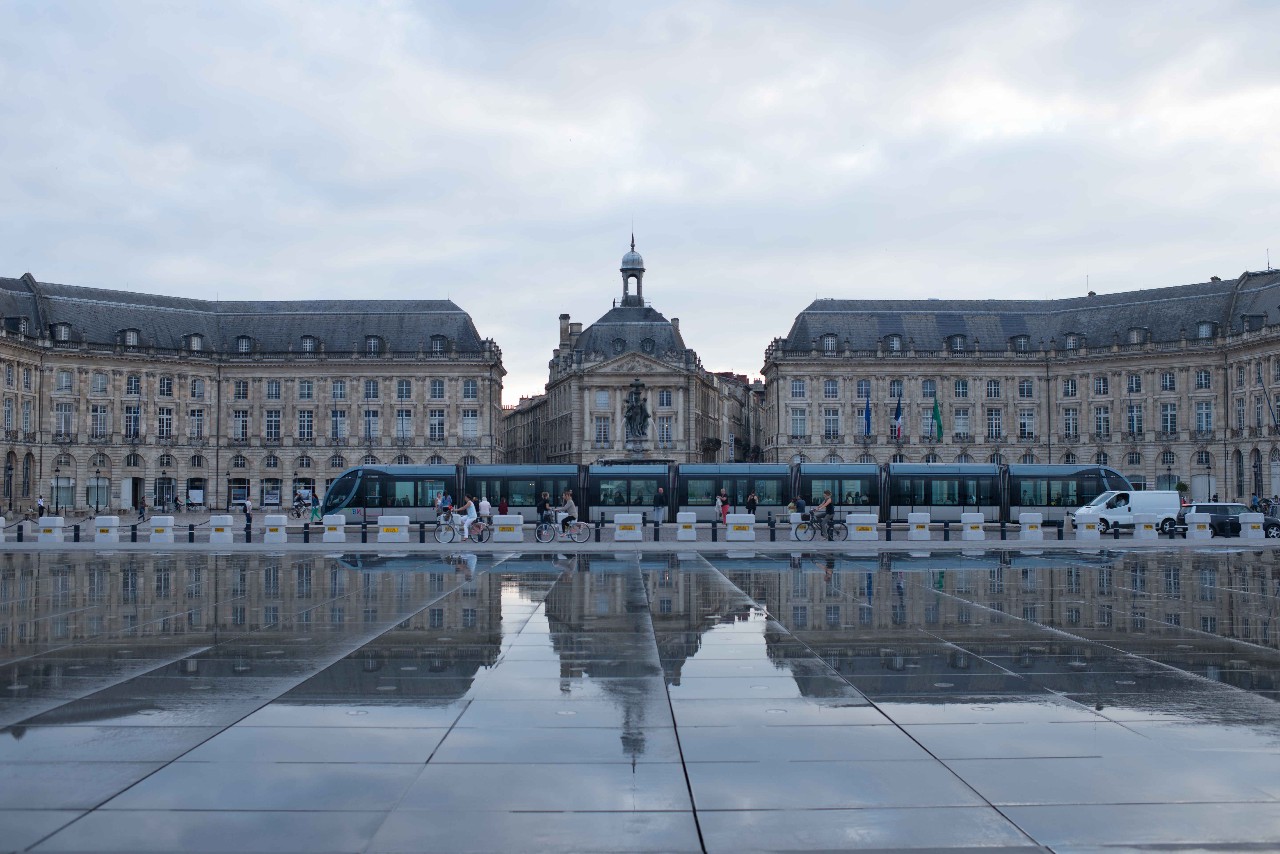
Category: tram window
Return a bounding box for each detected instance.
[507,479,538,506]
[390,479,415,507]
[323,471,358,511]
[686,478,717,505]
[752,479,783,505]
[358,475,385,508]
[599,478,628,505]
[629,479,660,505]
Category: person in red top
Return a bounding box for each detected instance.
[498,496,509,516]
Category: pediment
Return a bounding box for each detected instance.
[587,354,670,375]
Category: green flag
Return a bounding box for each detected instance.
[932,396,943,440]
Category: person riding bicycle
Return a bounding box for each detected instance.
[457,494,477,541]
[815,490,835,536]
[555,490,577,534]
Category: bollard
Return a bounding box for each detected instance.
[907,512,931,541]
[38,516,67,543]
[16,525,22,542]
[943,521,950,542]
[418,522,425,544]
[131,524,137,543]
[244,522,252,543]
[1057,521,1064,541]
[711,520,718,542]
[73,524,80,543]
[303,523,310,544]
[886,521,892,541]
[642,511,648,525]
[1112,524,1121,540]
[594,519,601,543]
[768,515,776,542]
[209,514,233,544]
[999,520,1007,541]
[188,524,195,543]
[361,522,368,544]
[1185,512,1211,540]
[1133,513,1159,541]
[653,519,660,541]
[847,513,877,541]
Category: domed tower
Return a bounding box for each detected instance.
[620,235,645,307]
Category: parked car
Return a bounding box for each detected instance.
[1175,502,1280,538]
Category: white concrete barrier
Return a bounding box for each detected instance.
[1018,512,1043,542]
[1185,512,1211,540]
[378,514,410,544]
[788,512,806,540]
[94,515,121,544]
[676,511,697,541]
[321,513,347,543]
[1075,517,1100,541]
[491,514,523,543]
[1241,512,1264,540]
[961,512,985,542]
[1133,512,1159,540]
[209,514,234,544]
[725,513,755,542]
[37,516,65,543]
[847,513,877,541]
[613,513,643,542]
[907,512,931,541]
[263,514,288,545]
[149,515,175,544]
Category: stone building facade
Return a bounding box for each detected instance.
[0,273,503,515]
[503,243,764,464]
[761,269,1280,502]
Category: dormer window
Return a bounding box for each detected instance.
[236,336,252,353]
[365,335,382,355]
[948,334,967,353]
[1011,335,1030,352]
[301,335,317,353]
[187,333,203,352]
[821,333,837,354]
[886,334,902,353]
[1196,321,1217,340]
[1127,327,1147,345]
[18,318,28,334]
[52,323,71,342]
[123,328,140,348]
[429,335,447,354]
[1064,333,1081,350]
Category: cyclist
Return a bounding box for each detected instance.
[457,494,477,541]
[555,490,577,534]
[536,491,553,525]
[815,489,835,538]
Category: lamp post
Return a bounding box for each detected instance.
[4,462,11,513]
[1206,460,1212,501]
[160,468,167,512]
[94,467,101,514]
[225,471,232,512]
[1165,465,1172,491]
[53,465,60,516]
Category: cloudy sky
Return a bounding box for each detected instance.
[3,1,1279,400]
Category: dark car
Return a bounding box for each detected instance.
[1176,502,1280,538]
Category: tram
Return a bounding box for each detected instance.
[321,462,1133,527]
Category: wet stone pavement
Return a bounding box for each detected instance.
[1,548,1279,853]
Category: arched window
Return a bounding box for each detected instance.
[297,455,313,469]
[989,453,1003,464]
[329,454,345,468]
[190,455,205,468]
[230,455,248,468]
[90,453,109,468]
[22,453,33,496]
[857,453,875,464]
[427,455,446,465]
[461,455,478,465]
[264,455,280,469]
[923,453,939,463]
[362,454,379,465]
[823,454,843,463]
[955,452,974,463]
[158,453,174,467]
[1126,451,1142,466]
[1061,452,1077,464]
[393,455,412,465]
[1020,452,1036,464]
[125,453,144,468]
[890,453,906,463]
[821,334,837,353]
[1161,450,1176,466]
[1095,452,1109,465]
[55,452,74,467]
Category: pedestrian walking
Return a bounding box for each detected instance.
[652,487,667,524]
[36,495,45,517]
[137,497,146,522]
[745,490,758,520]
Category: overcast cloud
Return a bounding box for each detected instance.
[2,0,1279,400]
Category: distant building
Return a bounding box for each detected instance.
[0,273,504,514]
[504,241,764,464]
[763,270,1280,500]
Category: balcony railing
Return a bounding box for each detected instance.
[1092,432,1111,442]
[361,436,382,447]
[329,437,348,446]
[124,432,145,445]
[460,438,481,447]
[52,432,77,444]
[952,432,972,443]
[228,437,251,447]
[1062,432,1081,443]
[788,435,810,444]
[1192,429,1215,440]
[1122,431,1144,443]
[186,436,209,446]
[88,432,111,444]
[294,437,315,447]
[1017,433,1036,442]
[856,434,879,445]
[822,434,843,444]
[1157,431,1179,441]
[263,437,282,447]
[393,436,414,447]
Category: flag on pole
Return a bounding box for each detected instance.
[863,399,871,436]
[892,393,903,440]
[932,396,943,441]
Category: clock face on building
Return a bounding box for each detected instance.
[641,338,655,354]
[612,338,626,354]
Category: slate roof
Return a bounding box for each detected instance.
[780,271,1280,352]
[573,304,688,357]
[0,274,489,353]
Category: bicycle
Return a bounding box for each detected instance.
[433,512,491,544]
[796,513,848,542]
[535,517,591,544]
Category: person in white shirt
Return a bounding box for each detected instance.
[478,496,492,522]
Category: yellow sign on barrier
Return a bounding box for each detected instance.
[681,524,693,529]
[268,527,279,533]
[498,525,515,533]
[214,527,226,533]
[855,525,873,532]
[619,524,636,531]
[1142,524,1154,531]
[1250,524,1261,530]
[914,524,927,530]
[731,524,750,531]
[98,528,109,534]
[326,526,338,532]
[381,527,401,534]
[155,528,166,534]
[968,524,981,531]
[42,528,53,534]
[1028,524,1040,530]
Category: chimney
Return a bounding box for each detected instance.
[569,322,582,348]
[559,313,571,346]
[672,318,680,334]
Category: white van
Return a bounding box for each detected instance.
[1071,490,1183,534]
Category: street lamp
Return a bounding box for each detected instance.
[53,465,60,516]
[4,462,11,513]
[225,471,232,511]
[93,467,101,514]
[160,468,167,512]
[1166,465,1172,491]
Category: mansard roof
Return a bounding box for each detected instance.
[0,274,488,353]
[779,270,1280,352]
[573,304,688,358]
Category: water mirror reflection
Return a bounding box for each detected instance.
[2,547,1279,852]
